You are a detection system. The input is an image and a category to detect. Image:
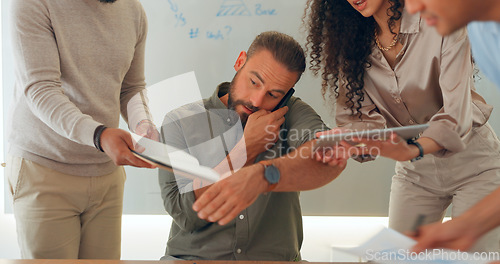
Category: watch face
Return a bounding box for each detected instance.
[265,164,280,184]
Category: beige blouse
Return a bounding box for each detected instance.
[335,9,493,157]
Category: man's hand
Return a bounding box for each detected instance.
[192,163,268,225]
[314,128,354,166]
[100,127,156,168]
[243,107,288,159]
[314,145,351,167]
[411,186,500,253]
[192,141,347,225]
[135,119,160,142]
[193,107,288,199]
[410,218,480,253]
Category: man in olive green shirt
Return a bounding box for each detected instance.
[158,31,328,260]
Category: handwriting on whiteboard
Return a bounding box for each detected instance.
[165,0,277,40]
[216,0,277,17]
[189,25,233,40]
[167,0,186,27]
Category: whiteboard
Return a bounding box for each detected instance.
[4,0,500,216]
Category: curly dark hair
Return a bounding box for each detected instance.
[305,0,403,117]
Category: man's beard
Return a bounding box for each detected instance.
[228,73,259,125]
[98,0,117,3]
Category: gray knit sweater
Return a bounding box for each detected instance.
[8,0,148,176]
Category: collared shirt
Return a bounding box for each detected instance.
[468,22,500,89]
[336,9,492,158]
[158,82,328,261]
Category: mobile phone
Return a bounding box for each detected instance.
[273,88,295,111]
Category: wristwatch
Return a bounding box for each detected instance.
[258,161,280,192]
[407,139,424,162]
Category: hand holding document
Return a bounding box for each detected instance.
[334,226,490,263]
[130,132,220,183]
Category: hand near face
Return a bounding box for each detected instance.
[243,106,288,156]
[192,163,268,225]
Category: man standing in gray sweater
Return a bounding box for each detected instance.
[6,0,157,259]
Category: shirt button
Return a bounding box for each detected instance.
[395,98,401,103]
[239,215,244,220]
[236,248,242,254]
[409,120,415,124]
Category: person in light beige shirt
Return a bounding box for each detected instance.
[307,0,500,252]
[189,3,500,253]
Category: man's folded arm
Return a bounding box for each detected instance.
[271,140,345,192]
[192,140,347,225]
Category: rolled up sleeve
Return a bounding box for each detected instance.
[422,28,475,157]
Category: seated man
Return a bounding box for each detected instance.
[158,31,329,261]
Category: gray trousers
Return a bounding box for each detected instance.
[389,124,500,252]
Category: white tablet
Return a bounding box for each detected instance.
[131,150,220,183]
[314,124,429,149]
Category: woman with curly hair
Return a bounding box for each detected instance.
[306,0,500,251]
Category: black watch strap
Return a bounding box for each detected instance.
[407,139,424,162]
[94,125,107,152]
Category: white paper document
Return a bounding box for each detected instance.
[333,226,489,263]
[130,133,220,183]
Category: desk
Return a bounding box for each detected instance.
[0,260,354,264]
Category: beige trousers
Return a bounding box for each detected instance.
[389,124,500,252]
[6,156,126,259]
